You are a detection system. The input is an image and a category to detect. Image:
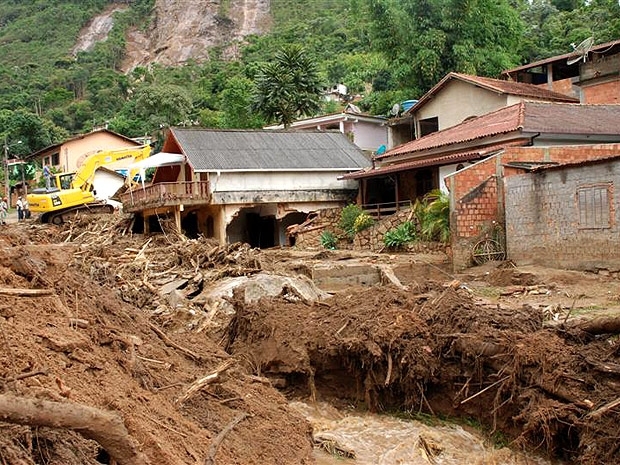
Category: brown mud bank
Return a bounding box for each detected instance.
[225,283,620,464]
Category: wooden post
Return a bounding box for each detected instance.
[175,206,182,233]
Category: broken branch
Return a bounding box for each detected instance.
[0,288,55,297]
[148,323,201,362]
[177,359,235,404]
[0,394,149,465]
[204,412,249,465]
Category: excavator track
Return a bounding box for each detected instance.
[40,202,115,225]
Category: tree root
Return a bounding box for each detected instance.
[0,394,149,465]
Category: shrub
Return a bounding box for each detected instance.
[353,212,374,233]
[339,204,364,239]
[383,221,416,249]
[320,230,337,250]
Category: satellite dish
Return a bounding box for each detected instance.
[390,103,400,116]
[567,36,594,65]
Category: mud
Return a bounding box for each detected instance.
[0,214,619,464]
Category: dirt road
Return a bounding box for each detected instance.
[0,215,618,464]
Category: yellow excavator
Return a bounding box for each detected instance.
[27,145,151,224]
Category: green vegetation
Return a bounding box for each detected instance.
[383,221,416,249]
[320,230,338,250]
[415,190,451,243]
[0,0,618,152]
[339,204,365,240]
[252,45,323,127]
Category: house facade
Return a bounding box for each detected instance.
[388,72,578,148]
[345,102,620,212]
[264,106,388,157]
[120,128,368,247]
[445,143,620,270]
[505,155,620,271]
[26,128,143,173]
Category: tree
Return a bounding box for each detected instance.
[134,84,194,128]
[252,45,323,128]
[220,76,264,128]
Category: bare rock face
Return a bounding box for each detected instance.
[73,0,272,72]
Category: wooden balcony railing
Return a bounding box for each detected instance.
[362,200,412,219]
[120,181,210,210]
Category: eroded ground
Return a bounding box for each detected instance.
[0,214,618,464]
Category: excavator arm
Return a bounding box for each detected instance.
[71,145,151,192]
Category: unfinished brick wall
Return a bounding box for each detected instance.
[582,80,620,104]
[505,159,620,271]
[448,144,620,270]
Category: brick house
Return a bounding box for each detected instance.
[344,102,620,213]
[445,143,620,270]
[502,38,620,104]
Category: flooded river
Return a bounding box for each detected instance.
[290,401,557,465]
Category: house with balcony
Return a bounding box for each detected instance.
[120,128,369,247]
[344,102,620,215]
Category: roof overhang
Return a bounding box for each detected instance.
[128,152,185,170]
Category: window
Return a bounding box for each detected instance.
[51,152,60,166]
[577,183,612,229]
[418,117,438,137]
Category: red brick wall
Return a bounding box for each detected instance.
[582,80,620,104]
[449,143,620,269]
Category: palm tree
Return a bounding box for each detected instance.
[252,45,323,128]
[417,189,450,243]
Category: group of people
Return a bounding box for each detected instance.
[0,196,30,224]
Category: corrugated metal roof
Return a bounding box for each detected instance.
[170,128,369,171]
[381,102,620,159]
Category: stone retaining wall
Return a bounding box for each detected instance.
[292,207,448,254]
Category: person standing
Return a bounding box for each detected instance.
[23,197,30,219]
[43,163,51,190]
[0,197,7,225]
[16,196,23,221]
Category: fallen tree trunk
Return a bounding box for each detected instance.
[571,315,620,335]
[0,394,149,465]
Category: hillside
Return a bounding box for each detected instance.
[0,0,618,153]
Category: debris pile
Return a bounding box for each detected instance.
[226,283,620,464]
[0,221,314,464]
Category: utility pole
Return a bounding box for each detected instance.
[3,138,23,202]
[3,139,8,202]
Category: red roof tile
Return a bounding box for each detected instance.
[407,72,578,115]
[343,142,527,180]
[380,102,620,159]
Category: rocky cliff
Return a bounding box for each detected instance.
[73,0,271,72]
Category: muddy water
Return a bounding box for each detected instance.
[290,401,557,465]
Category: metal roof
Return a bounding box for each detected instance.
[169,128,369,171]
